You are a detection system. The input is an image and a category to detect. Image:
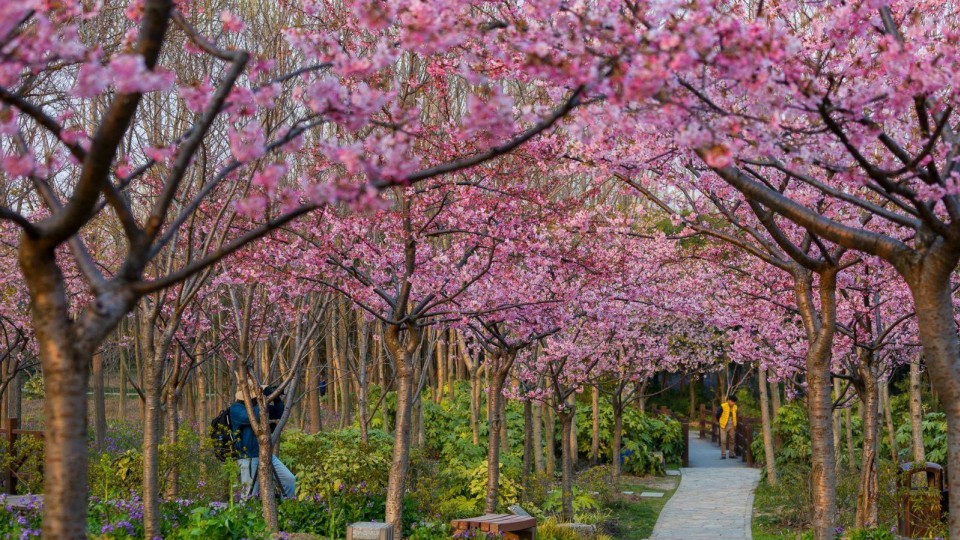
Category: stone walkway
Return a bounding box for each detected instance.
[647,436,760,539]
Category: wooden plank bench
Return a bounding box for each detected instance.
[450,514,537,539]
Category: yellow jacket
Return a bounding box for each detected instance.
[719,402,737,428]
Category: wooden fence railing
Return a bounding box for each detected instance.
[698,404,756,466]
[0,418,43,494]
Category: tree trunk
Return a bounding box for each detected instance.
[611,398,623,486]
[568,394,578,468]
[436,337,446,404]
[499,398,508,455]
[484,363,508,513]
[142,374,164,539]
[833,378,843,465]
[470,368,481,445]
[770,378,781,419]
[892,244,960,538]
[590,385,600,465]
[854,363,879,529]
[34,331,90,538]
[523,399,533,489]
[544,400,556,476]
[197,362,207,428]
[880,380,898,464]
[845,405,855,468]
[7,371,21,424]
[758,366,777,485]
[796,270,838,540]
[256,422,279,531]
[92,350,107,452]
[307,340,321,434]
[559,408,575,522]
[165,381,180,499]
[533,398,544,473]
[909,359,926,463]
[384,326,419,534]
[119,347,127,420]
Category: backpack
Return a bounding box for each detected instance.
[210,407,237,462]
[715,405,723,421]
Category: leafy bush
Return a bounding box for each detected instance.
[574,400,683,472]
[894,411,947,466]
[536,518,614,540]
[88,426,234,502]
[281,428,394,498]
[842,527,896,540]
[172,503,267,539]
[770,403,811,466]
[575,465,614,505]
[542,487,601,518]
[0,433,43,494]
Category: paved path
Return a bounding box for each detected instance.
[648,436,760,539]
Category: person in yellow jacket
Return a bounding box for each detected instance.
[719,395,738,459]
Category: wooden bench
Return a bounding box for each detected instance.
[451,514,537,539]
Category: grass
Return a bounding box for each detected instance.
[751,479,810,540]
[603,472,679,539]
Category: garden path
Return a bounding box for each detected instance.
[647,436,760,539]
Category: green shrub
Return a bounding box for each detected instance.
[281,428,394,498]
[1,434,43,494]
[574,402,683,469]
[407,521,452,540]
[894,411,947,466]
[575,465,613,505]
[172,503,268,539]
[842,527,895,540]
[542,487,601,517]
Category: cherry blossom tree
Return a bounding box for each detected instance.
[0,0,595,534]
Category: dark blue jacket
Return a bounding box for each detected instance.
[228,399,284,458]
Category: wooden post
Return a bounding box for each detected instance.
[699,404,706,439]
[5,417,17,494]
[682,421,689,467]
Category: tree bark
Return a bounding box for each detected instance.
[33,325,90,538]
[611,397,623,486]
[590,385,600,465]
[795,270,838,540]
[845,405,855,468]
[119,347,128,420]
[533,397,544,473]
[909,359,926,463]
[568,394,578,468]
[92,350,107,452]
[165,375,180,500]
[558,408,575,522]
[544,400,556,476]
[142,370,164,539]
[484,358,509,513]
[256,413,279,531]
[307,340,321,434]
[523,399,533,488]
[880,379,898,464]
[384,324,419,534]
[770,378,781,419]
[470,367,481,445]
[758,366,777,485]
[7,371,21,424]
[854,361,879,529]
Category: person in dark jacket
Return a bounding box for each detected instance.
[229,386,296,499]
